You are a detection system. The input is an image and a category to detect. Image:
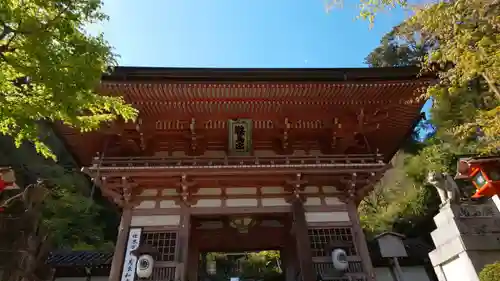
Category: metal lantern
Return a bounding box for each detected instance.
[229,216,256,233]
[455,156,500,200]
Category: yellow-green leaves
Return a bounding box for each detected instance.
[361,1,499,237]
[326,0,408,25]
[357,0,408,25]
[0,0,137,159]
[479,262,500,281]
[376,0,500,155]
[411,0,500,99]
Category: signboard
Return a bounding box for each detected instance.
[120,228,142,281]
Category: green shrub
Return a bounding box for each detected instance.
[479,262,500,281]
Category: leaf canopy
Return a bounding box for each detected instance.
[0,0,137,159]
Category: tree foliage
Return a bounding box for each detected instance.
[359,152,434,235]
[361,0,500,155]
[407,0,500,155]
[364,22,435,67]
[0,0,137,159]
[206,251,282,280]
[0,134,118,250]
[360,20,438,236]
[336,1,500,155]
[360,0,500,236]
[41,170,116,250]
[479,262,500,281]
[0,0,128,250]
[326,0,409,25]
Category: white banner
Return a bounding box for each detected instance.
[120,228,142,281]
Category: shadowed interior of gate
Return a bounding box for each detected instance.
[192,213,291,252]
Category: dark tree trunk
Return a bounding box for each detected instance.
[0,185,54,281]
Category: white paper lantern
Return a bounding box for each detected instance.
[331,249,348,271]
[136,254,154,279]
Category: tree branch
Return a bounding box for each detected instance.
[0,185,32,209]
[0,3,71,57]
[34,3,73,34]
[0,23,13,41]
[0,191,24,208]
[481,73,500,101]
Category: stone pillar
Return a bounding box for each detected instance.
[428,202,500,281]
[492,195,500,211]
[109,209,132,281]
[347,201,375,281]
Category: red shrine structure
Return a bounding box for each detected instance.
[456,156,500,200]
[56,67,431,281]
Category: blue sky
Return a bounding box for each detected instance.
[95,0,431,115]
[97,0,413,68]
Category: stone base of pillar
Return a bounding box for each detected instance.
[429,201,500,281]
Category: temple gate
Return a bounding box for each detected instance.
[56,67,430,281]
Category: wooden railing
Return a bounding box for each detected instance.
[91,154,385,169]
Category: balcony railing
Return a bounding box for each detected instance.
[90,154,385,169]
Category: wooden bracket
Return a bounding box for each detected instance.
[135,118,147,151]
[338,173,358,203]
[348,173,357,200]
[99,176,140,208]
[282,117,291,150]
[331,117,341,149]
[356,108,389,133]
[122,177,132,203]
[285,173,308,203]
[189,118,197,152]
[332,108,389,154]
[177,174,197,206]
[183,118,205,155]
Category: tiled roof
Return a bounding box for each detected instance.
[47,251,113,267]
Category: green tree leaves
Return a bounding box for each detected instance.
[0,132,118,250]
[41,178,115,250]
[0,0,137,159]
[360,0,499,236]
[364,22,434,67]
[407,0,500,155]
[359,151,435,236]
[479,262,500,281]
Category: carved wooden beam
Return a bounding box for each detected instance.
[123,137,142,154]
[189,118,197,152]
[181,118,206,156]
[176,174,197,206]
[337,173,358,203]
[284,173,308,203]
[331,117,341,149]
[98,176,141,208]
[100,120,125,136]
[271,117,294,154]
[356,108,389,133]
[354,168,390,203]
[282,117,291,150]
[100,177,122,203]
[135,117,148,151]
[122,177,132,203]
[327,108,390,154]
